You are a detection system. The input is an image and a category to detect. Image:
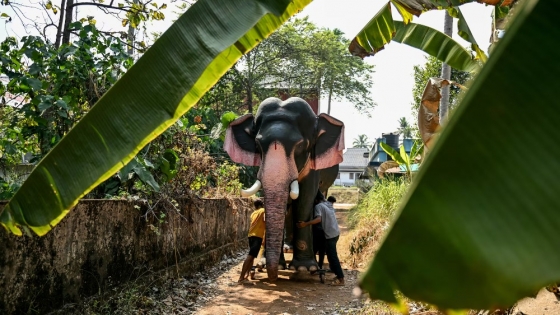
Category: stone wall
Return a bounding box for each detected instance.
[0,198,251,314]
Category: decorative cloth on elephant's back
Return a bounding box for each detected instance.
[314,202,340,239]
[248,208,265,239]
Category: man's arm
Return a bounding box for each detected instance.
[296,215,321,228]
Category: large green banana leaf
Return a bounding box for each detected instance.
[0,0,311,236]
[449,7,488,62]
[392,21,480,72]
[349,2,479,72]
[360,0,560,309]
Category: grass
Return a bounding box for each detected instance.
[348,178,409,229]
[328,186,362,204]
[344,178,417,314]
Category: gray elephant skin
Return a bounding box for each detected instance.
[224,97,345,281]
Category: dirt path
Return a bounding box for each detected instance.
[194,205,365,315]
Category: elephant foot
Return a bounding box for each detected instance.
[290,258,318,273]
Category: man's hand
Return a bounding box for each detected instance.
[296,221,307,228]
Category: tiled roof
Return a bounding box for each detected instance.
[339,148,369,170]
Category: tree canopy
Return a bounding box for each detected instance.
[353,134,371,149]
[229,17,375,115]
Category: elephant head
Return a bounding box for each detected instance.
[224,97,344,281]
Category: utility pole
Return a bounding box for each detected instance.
[439,10,453,124]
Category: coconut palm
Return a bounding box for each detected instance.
[398,117,413,138]
[352,134,371,148]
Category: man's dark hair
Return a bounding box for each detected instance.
[254,199,264,209]
[327,196,337,203]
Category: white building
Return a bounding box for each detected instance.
[334,148,369,186]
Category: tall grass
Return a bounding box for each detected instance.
[349,178,410,228]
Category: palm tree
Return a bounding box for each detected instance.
[353,134,371,148]
[398,117,413,138]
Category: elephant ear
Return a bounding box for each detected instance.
[311,113,345,170]
[224,114,261,166]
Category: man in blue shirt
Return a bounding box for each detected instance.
[297,191,345,286]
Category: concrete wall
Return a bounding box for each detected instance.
[0,198,252,314]
[334,171,361,186]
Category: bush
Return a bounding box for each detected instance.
[349,178,410,228]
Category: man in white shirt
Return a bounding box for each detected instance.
[297,191,344,286]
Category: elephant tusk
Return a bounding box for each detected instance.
[241,180,262,197]
[289,180,299,199]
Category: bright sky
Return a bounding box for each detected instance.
[0,0,493,149]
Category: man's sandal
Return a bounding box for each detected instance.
[329,278,344,286]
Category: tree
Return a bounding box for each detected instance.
[353,134,371,148]
[398,117,413,138]
[2,0,169,53]
[232,18,375,115]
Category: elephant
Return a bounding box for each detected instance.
[224,97,345,281]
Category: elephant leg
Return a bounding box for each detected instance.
[290,172,319,272]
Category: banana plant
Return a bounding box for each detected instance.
[379,140,424,179]
[0,0,312,236]
[349,0,513,71]
[360,0,560,309]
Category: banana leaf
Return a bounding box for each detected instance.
[392,21,480,72]
[360,0,560,309]
[349,2,479,72]
[0,0,311,236]
[448,7,488,62]
[393,0,512,16]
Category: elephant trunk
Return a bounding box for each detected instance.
[262,187,288,281]
[259,141,299,281]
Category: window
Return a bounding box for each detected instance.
[349,173,354,180]
[336,172,340,179]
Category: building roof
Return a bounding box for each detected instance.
[339,148,369,171]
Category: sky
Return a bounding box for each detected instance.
[0,0,493,149]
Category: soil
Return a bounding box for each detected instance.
[193,204,367,315]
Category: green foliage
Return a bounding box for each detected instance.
[398,117,413,138]
[0,22,133,199]
[380,140,423,179]
[1,0,310,235]
[362,0,560,308]
[349,178,409,230]
[231,17,375,115]
[350,2,481,72]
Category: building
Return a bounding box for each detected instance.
[334,148,369,186]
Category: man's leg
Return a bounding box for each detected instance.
[239,236,262,282]
[239,255,255,282]
[325,236,344,283]
[318,236,326,269]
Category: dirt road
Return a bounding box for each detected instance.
[194,206,366,315]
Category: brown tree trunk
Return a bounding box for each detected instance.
[61,0,75,46]
[439,11,453,124]
[55,0,66,48]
